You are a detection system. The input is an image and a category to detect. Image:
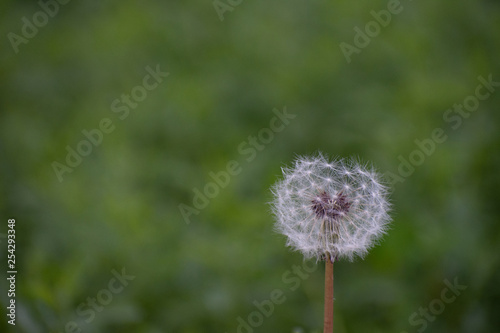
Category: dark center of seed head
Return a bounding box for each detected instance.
[311,191,351,220]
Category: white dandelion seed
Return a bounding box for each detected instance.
[271,153,391,262]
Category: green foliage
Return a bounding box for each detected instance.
[1,0,499,332]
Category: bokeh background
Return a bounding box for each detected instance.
[1,0,499,332]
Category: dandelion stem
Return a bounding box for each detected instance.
[324,255,334,333]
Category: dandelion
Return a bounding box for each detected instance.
[270,153,391,332]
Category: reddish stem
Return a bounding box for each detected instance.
[324,256,334,333]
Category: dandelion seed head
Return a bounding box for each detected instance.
[271,153,391,261]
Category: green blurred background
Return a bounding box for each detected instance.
[1,0,499,332]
